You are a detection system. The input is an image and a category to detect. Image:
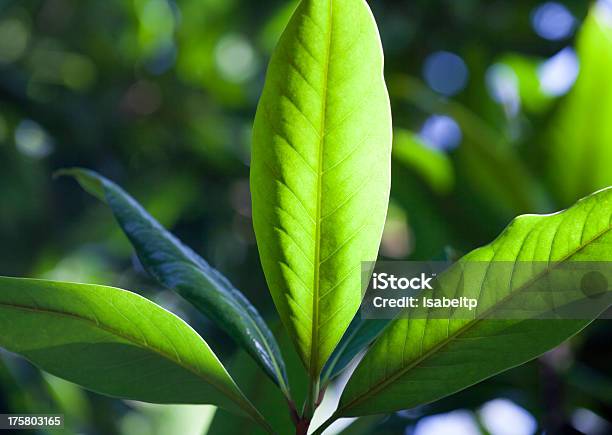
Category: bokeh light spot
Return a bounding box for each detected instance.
[538,47,579,96]
[419,115,462,151]
[14,119,53,158]
[531,2,575,40]
[215,34,257,83]
[486,63,520,116]
[412,410,480,435]
[572,408,611,435]
[121,81,162,116]
[597,0,612,26]
[479,398,537,435]
[136,0,177,74]
[61,54,97,90]
[0,18,29,64]
[381,202,412,258]
[423,51,469,96]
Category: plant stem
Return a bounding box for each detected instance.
[295,375,321,434]
[289,399,300,426]
[303,376,320,419]
[295,417,310,435]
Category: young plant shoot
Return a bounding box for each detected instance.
[1,1,611,434]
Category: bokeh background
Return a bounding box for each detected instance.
[1,0,611,434]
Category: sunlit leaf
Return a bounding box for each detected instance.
[251,0,392,375]
[335,187,612,417]
[546,5,612,205]
[0,277,270,431]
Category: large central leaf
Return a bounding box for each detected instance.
[335,187,612,417]
[251,0,392,375]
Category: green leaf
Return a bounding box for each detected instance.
[546,5,612,206]
[58,168,289,395]
[392,129,454,195]
[250,0,392,375]
[335,187,612,417]
[320,316,391,386]
[391,75,550,216]
[0,277,270,431]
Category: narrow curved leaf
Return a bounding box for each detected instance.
[0,277,270,431]
[393,129,454,195]
[546,5,612,206]
[58,168,289,395]
[251,0,392,375]
[337,187,612,417]
[320,316,391,386]
[391,75,550,215]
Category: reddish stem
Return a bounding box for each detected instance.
[315,385,327,407]
[288,399,300,426]
[295,418,310,435]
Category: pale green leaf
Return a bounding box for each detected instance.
[0,277,270,431]
[57,168,289,395]
[391,75,550,215]
[320,316,391,386]
[546,5,612,205]
[251,0,392,375]
[335,187,612,417]
[392,129,454,195]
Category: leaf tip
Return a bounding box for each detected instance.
[54,167,107,202]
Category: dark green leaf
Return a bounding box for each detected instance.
[58,168,289,395]
[321,316,391,386]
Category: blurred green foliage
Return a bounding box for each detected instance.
[0,0,611,434]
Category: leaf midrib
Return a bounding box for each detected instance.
[338,216,612,414]
[0,298,247,411]
[310,2,333,376]
[321,323,356,384]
